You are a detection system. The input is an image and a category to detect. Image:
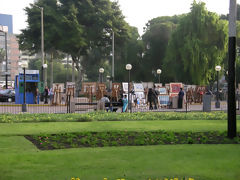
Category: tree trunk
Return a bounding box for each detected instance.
[50,53,53,88]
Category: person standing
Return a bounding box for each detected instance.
[49,87,54,105]
[178,88,184,108]
[122,95,128,112]
[44,86,49,104]
[36,88,40,104]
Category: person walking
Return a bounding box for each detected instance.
[178,88,184,108]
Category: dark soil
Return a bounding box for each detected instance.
[25,131,240,151]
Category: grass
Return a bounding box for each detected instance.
[0,136,239,180]
[0,120,240,135]
[0,113,240,180]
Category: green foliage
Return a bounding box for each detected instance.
[28,58,76,83]
[141,16,181,82]
[163,1,228,85]
[29,131,240,150]
[0,111,230,123]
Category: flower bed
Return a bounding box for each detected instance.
[25,131,240,150]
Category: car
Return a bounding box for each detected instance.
[0,89,15,102]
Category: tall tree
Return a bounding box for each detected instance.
[140,16,181,82]
[163,1,228,85]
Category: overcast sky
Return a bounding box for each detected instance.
[0,0,234,35]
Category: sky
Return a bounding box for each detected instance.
[0,0,235,35]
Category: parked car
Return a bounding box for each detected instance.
[0,89,15,102]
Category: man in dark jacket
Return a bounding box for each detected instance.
[148,88,158,110]
[178,88,184,108]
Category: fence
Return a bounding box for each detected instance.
[0,94,238,114]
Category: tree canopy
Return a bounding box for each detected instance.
[163,1,228,85]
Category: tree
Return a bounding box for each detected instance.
[28,58,76,84]
[19,0,130,89]
[163,1,228,85]
[141,16,180,82]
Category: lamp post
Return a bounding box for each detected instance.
[228,0,237,138]
[215,65,221,108]
[106,75,111,90]
[99,68,104,83]
[157,69,162,84]
[112,31,114,82]
[0,25,8,89]
[126,64,132,113]
[21,61,28,112]
[43,63,48,84]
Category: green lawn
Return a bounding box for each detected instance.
[0,120,240,135]
[0,119,240,180]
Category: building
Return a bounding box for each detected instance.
[0,14,13,34]
[0,14,21,85]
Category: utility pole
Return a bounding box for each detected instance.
[228,0,237,138]
[5,31,8,89]
[40,7,46,87]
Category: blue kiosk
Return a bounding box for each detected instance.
[15,70,40,104]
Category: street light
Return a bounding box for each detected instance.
[215,65,221,108]
[43,63,48,85]
[157,69,162,83]
[126,64,132,112]
[0,25,8,89]
[112,30,114,82]
[99,68,104,83]
[21,61,28,112]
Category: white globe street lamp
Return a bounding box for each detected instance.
[21,61,28,112]
[157,69,162,83]
[99,68,104,83]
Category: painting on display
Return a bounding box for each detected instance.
[53,83,64,93]
[133,83,144,92]
[135,92,145,99]
[158,95,170,105]
[170,83,183,94]
[82,82,97,94]
[122,82,128,92]
[112,83,121,98]
[66,82,75,89]
[155,83,162,88]
[142,82,154,89]
[159,87,167,95]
